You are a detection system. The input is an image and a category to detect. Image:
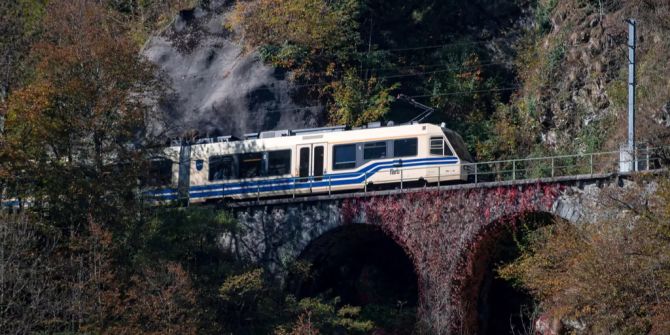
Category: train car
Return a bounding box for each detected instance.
[145,122,474,203]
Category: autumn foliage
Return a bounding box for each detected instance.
[0,1,201,334]
[500,177,670,334]
[341,184,562,334]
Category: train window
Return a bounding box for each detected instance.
[239,152,264,178]
[333,144,356,170]
[430,137,454,156]
[267,150,291,176]
[314,146,324,179]
[145,159,172,186]
[393,138,418,157]
[430,137,443,155]
[209,155,236,181]
[299,148,310,178]
[364,142,387,160]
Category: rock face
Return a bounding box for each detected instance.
[143,0,323,139]
[526,0,670,151]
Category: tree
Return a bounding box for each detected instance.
[227,0,359,53]
[0,212,59,334]
[328,70,398,126]
[499,177,670,334]
[1,0,163,229]
[0,0,46,105]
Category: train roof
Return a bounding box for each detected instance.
[170,122,447,147]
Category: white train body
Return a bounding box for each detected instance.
[146,123,474,202]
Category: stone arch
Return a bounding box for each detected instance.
[456,211,563,335]
[288,224,419,324]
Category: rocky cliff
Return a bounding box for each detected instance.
[143,0,323,139]
[514,0,670,153]
[144,0,670,157]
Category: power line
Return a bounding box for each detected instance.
[258,87,521,114]
[374,61,513,80]
[362,36,517,53]
[408,86,521,99]
[230,61,515,94]
[358,60,513,74]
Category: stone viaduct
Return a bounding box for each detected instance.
[220,172,656,334]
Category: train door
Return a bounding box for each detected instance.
[297,143,326,182]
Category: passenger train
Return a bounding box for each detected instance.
[145,122,474,203]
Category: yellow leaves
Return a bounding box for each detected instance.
[219,268,265,302]
[328,69,399,127]
[4,80,56,158]
[6,80,53,125]
[227,0,358,51]
[499,180,670,333]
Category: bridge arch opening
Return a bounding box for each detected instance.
[289,224,418,330]
[463,212,560,335]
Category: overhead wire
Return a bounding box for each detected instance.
[407,86,522,99]
[226,61,515,94]
[244,86,523,116]
[357,36,517,53]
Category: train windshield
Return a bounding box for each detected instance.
[443,129,474,162]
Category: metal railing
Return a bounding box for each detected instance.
[6,147,667,207]
[463,145,668,184]
[279,146,670,198]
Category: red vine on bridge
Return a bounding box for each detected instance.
[340,183,563,334]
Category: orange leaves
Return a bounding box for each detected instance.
[2,0,160,208]
[500,179,670,334]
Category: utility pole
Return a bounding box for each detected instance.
[626,18,637,171]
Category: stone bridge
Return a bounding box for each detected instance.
[220,172,654,334]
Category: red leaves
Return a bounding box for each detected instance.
[338,184,562,333]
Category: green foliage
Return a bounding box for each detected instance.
[107,0,198,46]
[547,44,566,73]
[478,101,542,160]
[277,297,375,334]
[0,0,47,102]
[573,115,614,153]
[227,0,360,53]
[360,303,417,334]
[220,268,265,302]
[426,51,503,158]
[328,70,399,126]
[259,43,309,68]
[141,207,236,260]
[535,0,559,34]
[215,266,383,334]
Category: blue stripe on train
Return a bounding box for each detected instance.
[146,157,459,200]
[188,156,457,191]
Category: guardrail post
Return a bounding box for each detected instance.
[474,164,478,184]
[512,160,516,181]
[551,157,555,178]
[590,153,594,175]
[645,146,650,171]
[437,167,441,187]
[400,169,404,190]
